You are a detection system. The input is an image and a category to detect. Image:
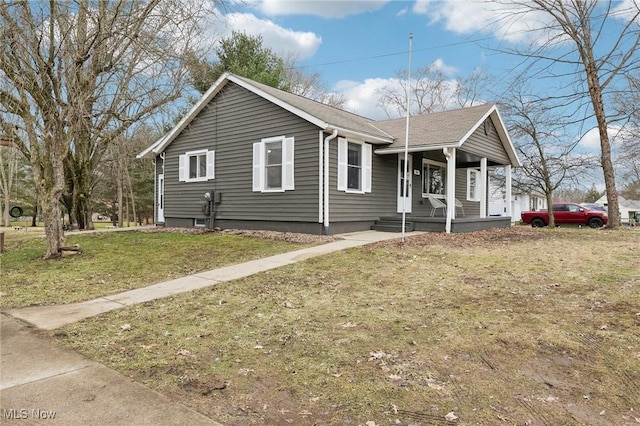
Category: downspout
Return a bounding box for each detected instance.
[324,129,339,235]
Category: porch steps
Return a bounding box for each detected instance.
[371,217,415,232]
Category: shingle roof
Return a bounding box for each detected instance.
[139,73,518,167]
[231,75,393,142]
[375,103,496,149]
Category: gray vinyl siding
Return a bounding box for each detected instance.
[161,82,321,224]
[461,119,510,165]
[327,138,397,221]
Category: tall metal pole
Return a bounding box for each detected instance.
[401,33,413,243]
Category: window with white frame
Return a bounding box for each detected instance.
[422,159,446,197]
[467,169,480,201]
[337,137,371,193]
[179,149,215,182]
[253,136,294,192]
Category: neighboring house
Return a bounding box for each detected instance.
[595,195,640,225]
[488,176,547,224]
[138,73,521,234]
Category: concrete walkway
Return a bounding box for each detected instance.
[5,230,412,330]
[1,230,418,425]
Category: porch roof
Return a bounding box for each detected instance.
[373,103,520,167]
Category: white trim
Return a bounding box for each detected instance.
[480,158,487,218]
[467,169,480,201]
[283,136,295,190]
[253,136,295,193]
[362,143,372,193]
[397,155,412,213]
[318,131,323,224]
[337,137,348,191]
[337,138,371,194]
[157,173,164,223]
[505,165,513,220]
[181,149,214,183]
[421,158,447,198]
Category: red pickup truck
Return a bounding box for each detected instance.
[521,203,608,228]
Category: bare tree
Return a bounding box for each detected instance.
[614,73,640,200]
[0,0,211,257]
[503,86,598,226]
[285,64,346,108]
[496,0,640,227]
[0,144,19,226]
[376,64,493,118]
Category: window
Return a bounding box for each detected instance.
[253,136,294,192]
[194,218,207,227]
[179,149,214,182]
[422,159,446,197]
[467,169,480,201]
[337,138,371,193]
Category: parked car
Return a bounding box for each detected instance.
[580,203,607,212]
[521,203,608,228]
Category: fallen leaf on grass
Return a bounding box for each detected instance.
[120,323,131,331]
[445,411,458,421]
[369,351,386,360]
[177,348,193,356]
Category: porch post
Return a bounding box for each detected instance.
[444,147,456,233]
[505,165,513,222]
[480,157,487,218]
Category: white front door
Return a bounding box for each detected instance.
[157,174,165,223]
[397,156,412,213]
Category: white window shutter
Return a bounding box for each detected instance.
[252,142,263,192]
[178,154,187,182]
[283,137,295,190]
[206,150,215,179]
[362,143,372,193]
[337,137,347,191]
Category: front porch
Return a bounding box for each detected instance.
[372,215,512,233]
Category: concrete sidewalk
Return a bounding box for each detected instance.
[1,230,418,425]
[1,313,221,425]
[5,230,412,330]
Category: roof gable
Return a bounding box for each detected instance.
[138,73,519,168]
[138,72,393,158]
[374,104,520,167]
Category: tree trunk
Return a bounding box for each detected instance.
[31,202,37,227]
[125,165,138,226]
[545,190,555,227]
[117,172,124,228]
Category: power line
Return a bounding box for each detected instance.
[287,35,499,70]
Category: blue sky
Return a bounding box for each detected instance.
[202,0,638,152]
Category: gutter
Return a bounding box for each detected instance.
[323,129,339,235]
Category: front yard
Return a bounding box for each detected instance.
[0,227,640,426]
[37,227,640,425]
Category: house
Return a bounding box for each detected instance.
[595,195,640,225]
[488,176,547,223]
[138,73,521,235]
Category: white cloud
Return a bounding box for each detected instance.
[579,125,625,150]
[202,11,322,61]
[612,0,640,23]
[413,0,559,45]
[255,0,390,18]
[432,58,457,76]
[335,78,396,119]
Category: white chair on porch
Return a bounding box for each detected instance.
[427,195,446,217]
[454,198,465,217]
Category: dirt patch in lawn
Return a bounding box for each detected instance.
[55,227,640,425]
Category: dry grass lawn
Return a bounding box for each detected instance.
[53,227,640,425]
